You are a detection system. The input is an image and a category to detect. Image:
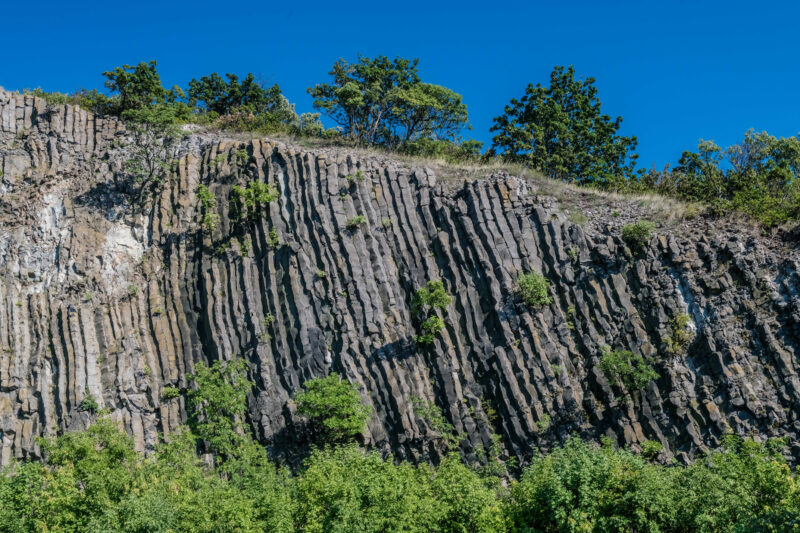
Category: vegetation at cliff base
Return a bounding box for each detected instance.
[2,359,799,532]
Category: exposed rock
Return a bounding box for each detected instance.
[1,90,799,467]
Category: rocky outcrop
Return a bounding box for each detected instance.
[1,91,799,466]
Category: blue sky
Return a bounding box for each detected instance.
[2,0,798,169]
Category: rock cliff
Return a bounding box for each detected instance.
[2,91,800,466]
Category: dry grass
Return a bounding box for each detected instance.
[198,127,718,228]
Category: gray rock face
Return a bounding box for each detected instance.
[1,91,799,466]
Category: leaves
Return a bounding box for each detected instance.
[490,65,638,185]
[309,55,469,147]
[296,373,371,445]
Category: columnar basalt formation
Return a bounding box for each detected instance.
[1,91,799,466]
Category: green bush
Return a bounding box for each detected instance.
[345,215,367,230]
[196,184,219,232]
[598,346,659,390]
[411,280,452,346]
[296,373,371,445]
[665,313,695,355]
[411,280,452,314]
[415,316,445,345]
[267,228,280,250]
[621,220,656,250]
[641,439,663,458]
[230,181,279,222]
[518,272,552,307]
[161,386,181,400]
[345,170,366,182]
[78,391,99,414]
[2,413,797,532]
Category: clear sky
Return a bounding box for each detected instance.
[2,0,798,170]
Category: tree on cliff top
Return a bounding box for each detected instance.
[308,55,468,147]
[490,65,638,187]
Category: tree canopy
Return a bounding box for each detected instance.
[296,373,371,445]
[308,55,468,147]
[490,65,639,187]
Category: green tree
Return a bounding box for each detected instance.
[295,445,442,533]
[187,359,252,460]
[102,61,166,114]
[308,55,469,146]
[509,437,681,533]
[392,82,468,143]
[187,72,295,122]
[296,373,371,445]
[431,454,509,533]
[490,65,638,186]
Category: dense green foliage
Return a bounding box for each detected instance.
[22,59,800,228]
[2,414,797,532]
[230,181,279,222]
[517,271,553,307]
[1,362,798,532]
[665,313,695,355]
[490,65,639,186]
[411,280,452,345]
[639,130,800,227]
[187,73,287,118]
[296,373,371,445]
[598,346,659,390]
[308,55,469,147]
[621,220,656,251]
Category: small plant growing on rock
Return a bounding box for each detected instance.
[416,316,445,345]
[641,439,663,459]
[230,181,279,222]
[345,170,366,182]
[196,184,220,232]
[599,346,658,390]
[411,396,462,450]
[412,280,452,345]
[665,313,695,355]
[536,413,551,432]
[381,217,393,228]
[621,220,656,251]
[346,215,367,230]
[235,148,249,164]
[567,247,579,261]
[161,386,181,400]
[78,390,99,414]
[267,228,280,250]
[518,272,552,307]
[317,270,327,279]
[259,313,275,343]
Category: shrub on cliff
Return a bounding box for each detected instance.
[598,346,658,390]
[518,272,552,307]
[296,373,371,445]
[411,280,452,345]
[621,220,656,251]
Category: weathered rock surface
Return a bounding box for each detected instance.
[1,91,799,466]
